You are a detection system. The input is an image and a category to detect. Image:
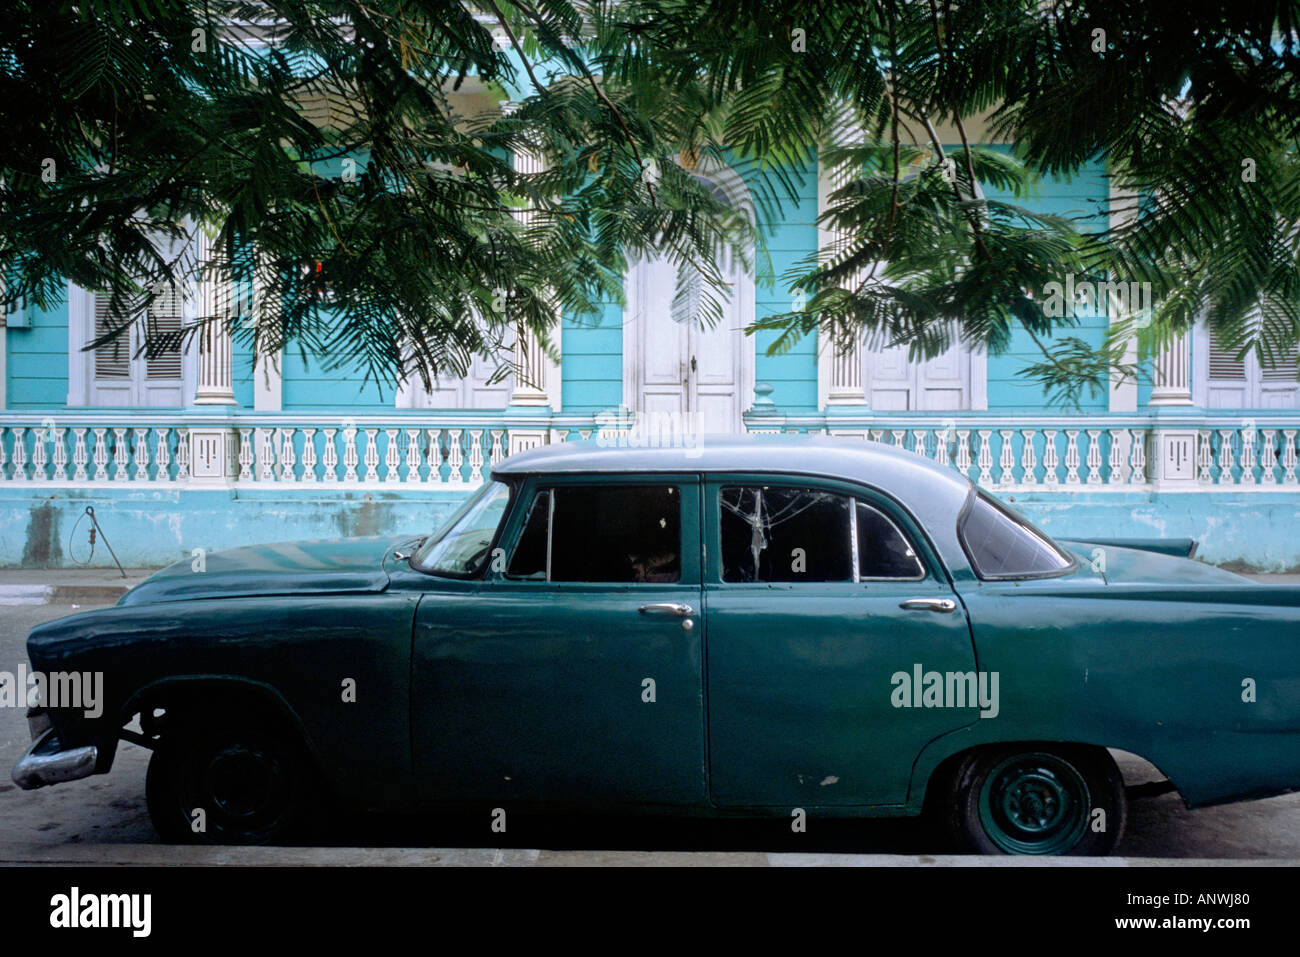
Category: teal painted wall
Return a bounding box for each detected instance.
[6,299,70,409]
[750,155,820,412]
[0,487,468,569]
[561,302,623,412]
[280,347,396,411]
[232,334,255,409]
[981,151,1111,411]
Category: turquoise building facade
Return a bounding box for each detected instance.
[3,107,1298,570]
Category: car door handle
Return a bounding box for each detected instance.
[899,598,957,613]
[639,602,695,618]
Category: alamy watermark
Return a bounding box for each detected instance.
[595,406,705,457]
[1039,275,1153,324]
[0,665,103,718]
[50,887,150,937]
[891,663,1000,719]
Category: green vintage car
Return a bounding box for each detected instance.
[13,436,1300,853]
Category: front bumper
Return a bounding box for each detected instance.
[12,727,98,790]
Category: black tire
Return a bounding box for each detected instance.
[946,744,1126,855]
[146,718,318,845]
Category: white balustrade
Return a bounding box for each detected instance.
[1,415,1298,492]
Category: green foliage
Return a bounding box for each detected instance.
[2,0,1298,402]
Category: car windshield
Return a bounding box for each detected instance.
[411,481,512,576]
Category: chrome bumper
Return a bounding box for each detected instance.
[12,728,98,790]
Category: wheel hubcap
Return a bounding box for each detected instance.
[979,753,1090,854]
[204,746,278,818]
[185,740,293,839]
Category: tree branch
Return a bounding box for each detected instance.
[505,0,657,205]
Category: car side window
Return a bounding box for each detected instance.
[720,485,925,583]
[720,486,853,582]
[506,485,681,583]
[856,501,925,579]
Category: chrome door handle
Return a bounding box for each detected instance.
[639,602,695,618]
[899,598,957,613]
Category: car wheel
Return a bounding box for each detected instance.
[146,720,315,845]
[946,745,1126,855]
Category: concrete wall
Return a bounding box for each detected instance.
[0,487,469,570]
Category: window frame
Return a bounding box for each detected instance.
[1195,319,1300,409]
[707,474,938,586]
[493,473,702,588]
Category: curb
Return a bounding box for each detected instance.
[0,844,1296,867]
[0,585,53,606]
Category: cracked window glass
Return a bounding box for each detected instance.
[720,486,853,582]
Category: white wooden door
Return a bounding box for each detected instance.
[633,252,745,433]
[866,343,969,410]
[408,352,512,409]
[1206,330,1299,409]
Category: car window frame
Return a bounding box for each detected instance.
[491,473,702,588]
[705,473,941,587]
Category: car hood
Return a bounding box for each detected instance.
[118,534,419,606]
[1057,540,1251,587]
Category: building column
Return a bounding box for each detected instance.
[817,130,868,409]
[823,333,865,405]
[511,326,551,406]
[1146,333,1197,485]
[507,108,558,408]
[193,229,237,406]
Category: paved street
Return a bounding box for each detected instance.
[2,598,1297,862]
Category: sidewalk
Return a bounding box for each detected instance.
[0,567,156,605]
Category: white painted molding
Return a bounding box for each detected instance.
[253,352,282,411]
[970,346,988,411]
[1107,170,1141,412]
[66,283,92,407]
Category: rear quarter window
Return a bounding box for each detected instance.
[958,490,1074,579]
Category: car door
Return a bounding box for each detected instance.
[411,474,708,807]
[703,474,980,808]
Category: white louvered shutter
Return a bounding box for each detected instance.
[1260,342,1300,383]
[1207,331,1246,380]
[92,294,131,379]
[145,284,184,381]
